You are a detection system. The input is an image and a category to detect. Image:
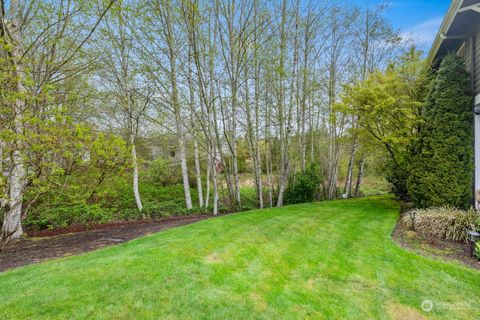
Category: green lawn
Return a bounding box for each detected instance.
[1,196,479,319]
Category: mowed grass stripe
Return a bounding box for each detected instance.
[0,196,479,319]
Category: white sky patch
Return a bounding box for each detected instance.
[401,16,443,47]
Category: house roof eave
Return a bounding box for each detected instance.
[426,0,464,66]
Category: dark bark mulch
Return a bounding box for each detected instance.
[392,211,480,270]
[0,214,218,273]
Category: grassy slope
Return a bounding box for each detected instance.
[1,196,479,319]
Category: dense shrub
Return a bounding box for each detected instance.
[407,53,473,208]
[24,204,113,230]
[385,160,410,200]
[285,165,322,204]
[402,207,478,243]
[24,181,257,230]
[145,158,181,186]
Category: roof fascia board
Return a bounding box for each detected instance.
[426,0,464,65]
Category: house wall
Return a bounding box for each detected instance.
[475,32,480,98]
[472,32,480,209]
[465,39,472,75]
[464,32,480,104]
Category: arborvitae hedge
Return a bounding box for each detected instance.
[407,53,473,208]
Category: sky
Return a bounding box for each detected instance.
[350,0,451,51]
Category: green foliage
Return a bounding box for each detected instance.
[402,206,477,243]
[238,187,259,211]
[338,48,428,198]
[407,53,473,208]
[285,164,322,204]
[24,204,113,230]
[24,179,256,230]
[21,124,131,211]
[145,158,181,186]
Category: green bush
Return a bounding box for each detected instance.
[23,172,260,230]
[239,187,259,211]
[24,204,113,230]
[285,165,322,204]
[402,206,477,243]
[145,158,181,186]
[407,53,473,208]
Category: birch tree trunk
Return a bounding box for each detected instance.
[265,75,274,208]
[1,4,27,246]
[193,137,203,207]
[343,138,357,197]
[276,0,288,207]
[208,15,218,213]
[354,159,364,196]
[130,133,143,213]
[165,2,192,209]
[249,0,263,209]
[181,0,218,213]
[188,46,203,207]
[226,4,241,211]
[245,73,263,209]
[300,10,313,172]
[205,144,211,208]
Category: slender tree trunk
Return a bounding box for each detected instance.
[276,0,288,207]
[205,144,211,207]
[232,135,241,209]
[309,93,315,165]
[184,2,218,214]
[354,159,364,196]
[265,77,274,207]
[216,96,235,205]
[130,134,144,214]
[253,0,263,209]
[212,147,219,215]
[187,41,203,208]
[165,4,192,209]
[230,83,241,211]
[207,17,217,213]
[245,65,263,209]
[343,138,357,197]
[176,116,192,210]
[300,13,312,172]
[193,136,203,207]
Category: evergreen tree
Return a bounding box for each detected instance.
[408,53,473,208]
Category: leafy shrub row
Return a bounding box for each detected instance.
[402,207,478,243]
[24,204,114,230]
[24,183,259,230]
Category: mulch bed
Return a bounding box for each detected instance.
[0,214,219,272]
[392,210,480,270]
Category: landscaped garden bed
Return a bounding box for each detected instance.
[392,208,480,270]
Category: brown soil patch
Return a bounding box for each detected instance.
[0,214,219,272]
[392,209,480,270]
[387,303,426,320]
[204,252,221,264]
